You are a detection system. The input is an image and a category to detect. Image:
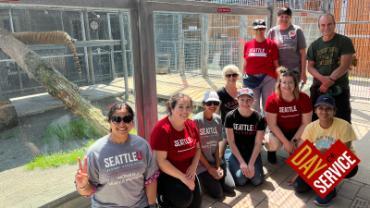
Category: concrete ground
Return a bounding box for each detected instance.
[1,77,369,208]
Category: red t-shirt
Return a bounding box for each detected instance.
[243,38,279,79]
[265,92,312,133]
[150,116,199,173]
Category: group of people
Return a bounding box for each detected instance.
[74,7,359,208]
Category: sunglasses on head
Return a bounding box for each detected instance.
[205,101,220,106]
[111,115,133,124]
[225,73,238,78]
[279,68,299,75]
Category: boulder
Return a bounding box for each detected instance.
[0,94,18,131]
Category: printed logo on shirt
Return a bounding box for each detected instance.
[102,151,146,185]
[279,105,298,113]
[201,140,218,150]
[316,47,339,66]
[104,151,143,169]
[248,48,267,57]
[233,123,256,135]
[199,127,218,136]
[288,30,296,39]
[174,137,193,147]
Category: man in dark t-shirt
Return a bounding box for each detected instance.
[307,13,355,123]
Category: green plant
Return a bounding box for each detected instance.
[42,117,101,143]
[26,140,94,170]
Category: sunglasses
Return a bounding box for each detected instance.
[205,101,220,106]
[279,68,299,75]
[225,73,238,78]
[111,115,133,124]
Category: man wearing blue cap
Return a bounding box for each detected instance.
[294,94,358,206]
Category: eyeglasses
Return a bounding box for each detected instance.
[205,101,220,106]
[111,115,133,124]
[279,68,299,75]
[225,73,238,78]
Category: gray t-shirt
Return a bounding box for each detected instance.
[267,24,306,71]
[87,134,158,208]
[193,112,222,174]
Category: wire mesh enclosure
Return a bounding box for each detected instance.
[0,6,133,97]
[154,12,267,76]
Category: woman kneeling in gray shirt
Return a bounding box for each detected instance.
[194,91,235,199]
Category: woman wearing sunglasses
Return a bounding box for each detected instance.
[217,65,240,158]
[193,91,235,199]
[243,19,279,113]
[74,103,159,208]
[264,67,312,164]
[150,93,202,208]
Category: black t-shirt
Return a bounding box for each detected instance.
[307,33,355,88]
[217,87,238,125]
[225,109,266,161]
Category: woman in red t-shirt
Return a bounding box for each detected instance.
[150,93,202,208]
[264,67,312,164]
[243,19,279,113]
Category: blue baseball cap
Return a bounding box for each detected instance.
[314,94,336,108]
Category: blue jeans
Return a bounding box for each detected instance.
[226,153,264,186]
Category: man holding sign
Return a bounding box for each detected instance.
[293,95,359,206]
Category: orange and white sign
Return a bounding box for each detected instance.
[287,140,360,198]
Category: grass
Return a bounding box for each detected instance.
[26,147,87,170]
[27,128,138,170]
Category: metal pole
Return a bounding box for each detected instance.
[8,9,14,32]
[239,15,247,72]
[200,14,209,77]
[107,13,117,79]
[267,0,276,29]
[84,10,95,84]
[80,11,91,83]
[177,14,185,75]
[119,12,129,101]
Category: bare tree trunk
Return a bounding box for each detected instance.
[0,28,109,135]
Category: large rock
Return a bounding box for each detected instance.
[0,94,18,131]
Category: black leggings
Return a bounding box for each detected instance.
[197,163,235,199]
[157,173,202,208]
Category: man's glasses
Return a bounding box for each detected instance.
[225,73,238,78]
[205,101,220,106]
[111,115,133,124]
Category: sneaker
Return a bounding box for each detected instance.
[267,151,277,164]
[313,189,337,207]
